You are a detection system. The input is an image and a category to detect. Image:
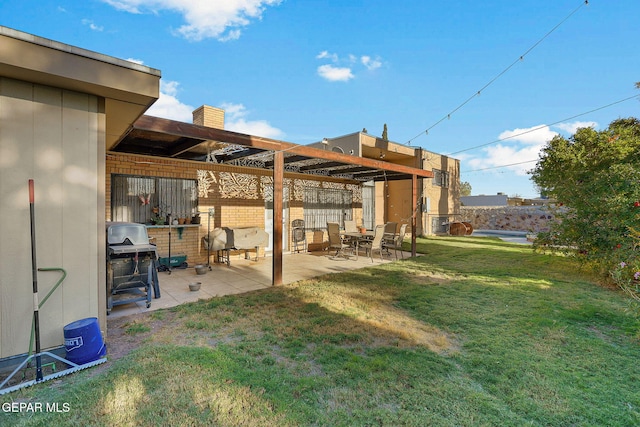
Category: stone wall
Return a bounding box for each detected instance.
[460,206,559,232]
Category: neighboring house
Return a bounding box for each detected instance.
[0,28,433,363]
[461,194,551,207]
[461,193,509,207]
[309,132,461,235]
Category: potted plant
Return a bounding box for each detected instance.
[151,214,165,225]
[177,212,186,225]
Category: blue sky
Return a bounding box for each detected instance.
[2,0,639,198]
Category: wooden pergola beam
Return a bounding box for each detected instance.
[127,115,434,179]
[217,147,264,162]
[168,137,208,157]
[299,161,344,171]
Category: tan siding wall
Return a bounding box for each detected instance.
[0,78,103,358]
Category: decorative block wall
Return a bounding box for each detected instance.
[460,206,560,232]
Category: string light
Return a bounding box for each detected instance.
[447,93,640,156]
[462,159,538,173]
[406,0,590,146]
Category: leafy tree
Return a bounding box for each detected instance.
[460,181,472,197]
[529,117,640,276]
[382,124,388,141]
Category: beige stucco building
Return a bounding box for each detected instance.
[310,133,461,235]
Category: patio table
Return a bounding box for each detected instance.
[340,231,375,259]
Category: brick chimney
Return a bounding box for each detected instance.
[192,105,225,129]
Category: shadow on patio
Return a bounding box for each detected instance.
[108,249,416,319]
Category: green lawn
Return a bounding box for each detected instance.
[2,236,639,426]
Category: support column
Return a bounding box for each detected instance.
[272,150,284,285]
[412,174,417,257]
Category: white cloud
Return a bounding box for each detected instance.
[466,125,558,176]
[82,19,104,31]
[102,0,282,41]
[145,82,283,138]
[478,144,542,176]
[146,80,195,122]
[126,58,145,65]
[361,55,382,71]
[498,124,558,145]
[220,102,284,139]
[316,51,338,62]
[316,51,382,82]
[554,121,598,134]
[317,64,354,82]
[102,0,143,13]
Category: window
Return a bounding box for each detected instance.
[361,182,375,230]
[432,169,450,188]
[111,174,198,223]
[303,187,353,231]
[431,216,450,234]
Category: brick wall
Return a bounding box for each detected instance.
[147,225,200,264]
[106,152,362,263]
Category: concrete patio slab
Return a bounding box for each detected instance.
[108,248,414,318]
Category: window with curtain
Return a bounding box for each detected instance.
[361,182,375,230]
[303,187,353,231]
[111,174,198,224]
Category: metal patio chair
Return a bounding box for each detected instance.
[383,223,408,260]
[327,222,353,259]
[359,224,386,262]
[292,219,306,253]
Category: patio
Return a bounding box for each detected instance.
[108,248,415,318]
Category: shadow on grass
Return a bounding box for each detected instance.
[5,236,640,426]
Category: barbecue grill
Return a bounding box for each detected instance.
[202,227,269,266]
[106,222,160,314]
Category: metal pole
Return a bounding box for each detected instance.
[167,213,172,274]
[207,208,214,270]
[28,180,43,382]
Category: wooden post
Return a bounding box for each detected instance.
[412,174,417,257]
[272,150,284,285]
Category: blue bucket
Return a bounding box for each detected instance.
[63,317,106,365]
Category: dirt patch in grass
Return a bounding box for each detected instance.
[104,311,176,362]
